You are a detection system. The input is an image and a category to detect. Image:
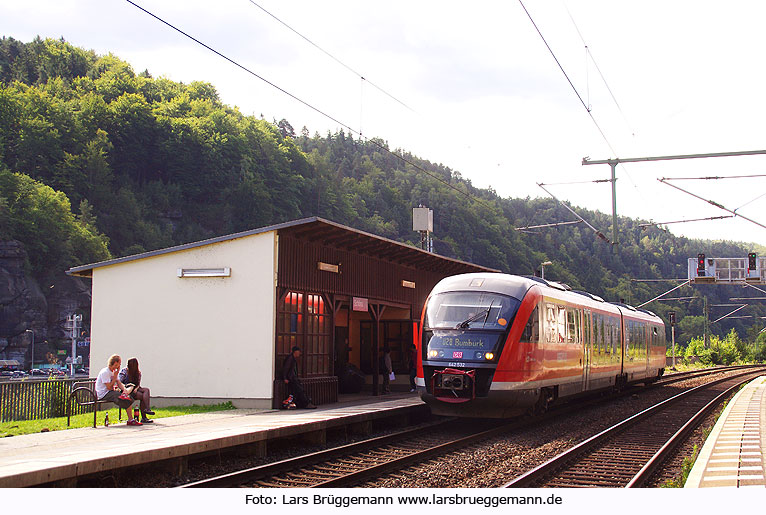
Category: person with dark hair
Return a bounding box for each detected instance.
[282,346,316,409]
[408,343,417,392]
[381,345,393,393]
[95,354,140,426]
[119,357,155,423]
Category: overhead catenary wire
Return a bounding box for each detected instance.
[636,280,691,308]
[712,304,748,324]
[660,173,766,181]
[638,215,734,228]
[515,220,582,230]
[246,0,413,112]
[518,0,650,230]
[517,0,589,113]
[658,178,766,230]
[562,0,636,136]
[630,279,689,283]
[745,283,766,296]
[537,183,610,243]
[125,0,499,213]
[539,178,612,186]
[735,191,766,212]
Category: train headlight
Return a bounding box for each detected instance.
[428,350,438,358]
[485,352,494,360]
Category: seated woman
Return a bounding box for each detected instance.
[96,354,140,426]
[118,357,155,423]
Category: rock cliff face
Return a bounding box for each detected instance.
[0,241,91,367]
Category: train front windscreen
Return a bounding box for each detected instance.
[423,291,520,364]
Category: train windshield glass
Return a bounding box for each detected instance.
[425,292,520,331]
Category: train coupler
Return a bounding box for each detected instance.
[431,368,476,403]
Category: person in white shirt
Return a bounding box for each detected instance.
[95,354,141,426]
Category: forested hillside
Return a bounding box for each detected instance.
[2,36,765,351]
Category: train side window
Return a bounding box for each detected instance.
[566,309,576,343]
[521,306,540,343]
[633,322,638,356]
[545,304,557,343]
[557,306,567,342]
[593,314,600,349]
[595,315,603,355]
[575,309,581,344]
[642,323,647,355]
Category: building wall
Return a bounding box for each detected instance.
[90,231,277,408]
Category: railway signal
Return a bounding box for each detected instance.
[687,255,763,284]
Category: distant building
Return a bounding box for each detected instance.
[68,217,495,408]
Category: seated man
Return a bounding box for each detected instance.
[95,354,141,426]
[282,346,316,409]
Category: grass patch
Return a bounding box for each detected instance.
[0,401,236,437]
[661,444,700,488]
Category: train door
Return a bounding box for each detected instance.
[582,309,592,391]
[644,323,654,377]
[618,313,625,377]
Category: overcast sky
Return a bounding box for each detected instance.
[3,0,766,249]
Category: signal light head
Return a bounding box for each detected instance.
[748,252,757,271]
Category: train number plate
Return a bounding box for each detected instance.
[452,351,463,358]
[447,362,466,367]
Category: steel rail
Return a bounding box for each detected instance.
[180,418,451,488]
[656,364,762,387]
[181,366,758,488]
[502,368,765,488]
[626,378,749,487]
[318,367,762,488]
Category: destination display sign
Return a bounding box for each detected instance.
[426,332,501,362]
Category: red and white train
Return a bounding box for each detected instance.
[416,273,666,418]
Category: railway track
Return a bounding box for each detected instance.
[181,418,504,488]
[503,368,765,488]
[181,365,763,488]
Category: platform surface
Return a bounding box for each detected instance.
[0,392,424,487]
[685,375,766,488]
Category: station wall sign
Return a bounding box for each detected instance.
[352,297,369,312]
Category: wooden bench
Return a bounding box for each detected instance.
[66,380,127,428]
[272,376,338,409]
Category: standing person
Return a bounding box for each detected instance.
[119,357,155,423]
[408,343,417,392]
[381,345,393,393]
[282,346,316,409]
[95,354,141,426]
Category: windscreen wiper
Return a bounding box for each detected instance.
[457,307,490,329]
